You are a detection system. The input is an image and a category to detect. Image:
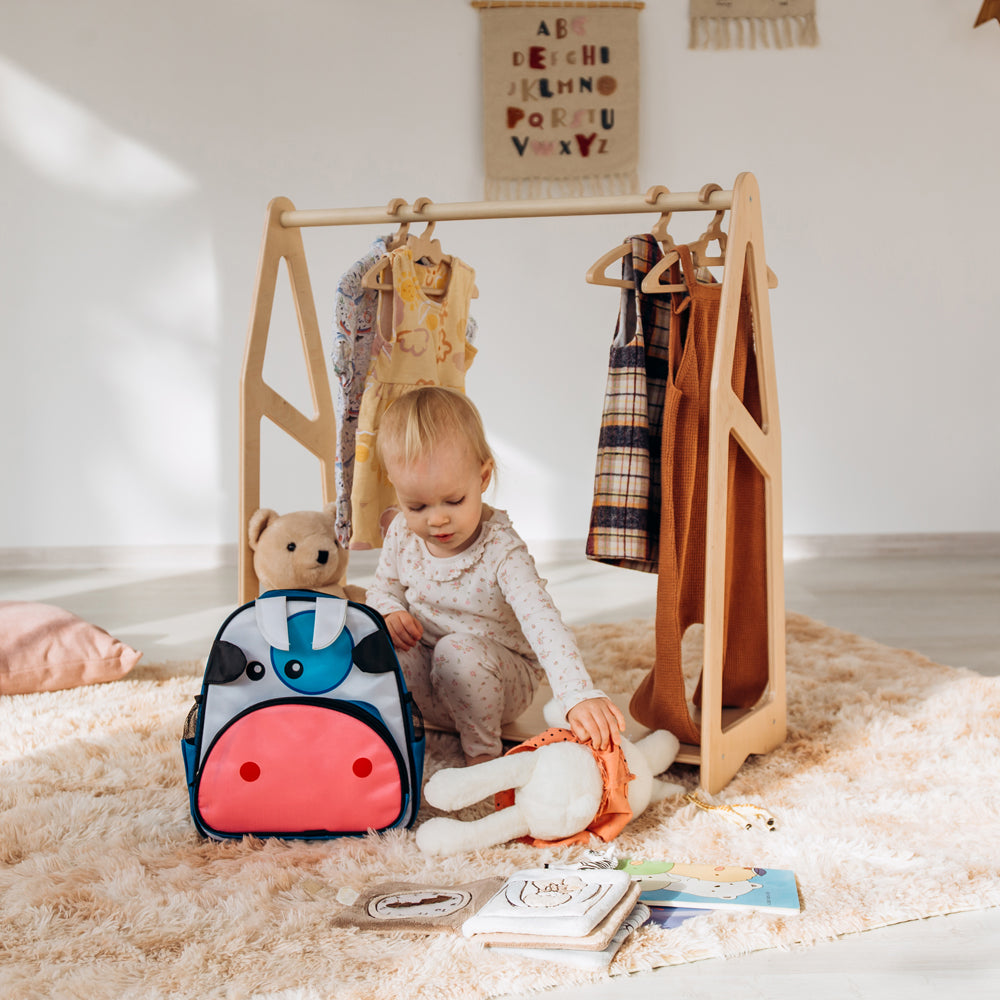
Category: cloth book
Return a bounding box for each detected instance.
[465,880,642,952]
[330,878,505,933]
[461,867,636,947]
[504,903,650,968]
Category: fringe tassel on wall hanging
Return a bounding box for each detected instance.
[689,0,818,50]
[484,169,640,201]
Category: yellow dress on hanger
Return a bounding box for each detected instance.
[349,247,477,549]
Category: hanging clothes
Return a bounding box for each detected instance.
[349,246,478,549]
[333,244,479,547]
[629,244,769,746]
[585,234,673,573]
[331,235,389,547]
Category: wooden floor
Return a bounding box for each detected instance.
[2,540,998,998]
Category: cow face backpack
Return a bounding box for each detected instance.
[181,590,424,840]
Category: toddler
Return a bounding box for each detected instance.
[365,386,625,765]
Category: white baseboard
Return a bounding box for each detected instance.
[0,544,239,571]
[1,533,998,571]
[783,532,1000,560]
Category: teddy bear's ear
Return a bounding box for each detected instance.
[248,508,279,550]
[322,501,338,522]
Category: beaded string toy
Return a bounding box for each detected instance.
[683,793,777,832]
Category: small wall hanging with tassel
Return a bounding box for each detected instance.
[689,0,819,50]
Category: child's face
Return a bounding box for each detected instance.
[386,440,492,558]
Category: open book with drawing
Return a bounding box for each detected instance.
[461,867,640,949]
[616,859,801,915]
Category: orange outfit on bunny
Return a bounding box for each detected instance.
[493,728,635,847]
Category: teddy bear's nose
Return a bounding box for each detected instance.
[316,550,329,565]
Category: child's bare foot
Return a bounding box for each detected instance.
[463,753,497,767]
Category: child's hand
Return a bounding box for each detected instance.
[384,610,423,651]
[566,697,626,751]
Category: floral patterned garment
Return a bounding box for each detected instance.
[331,242,479,546]
[330,236,388,547]
[349,247,478,549]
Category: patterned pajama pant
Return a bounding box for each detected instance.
[394,633,541,759]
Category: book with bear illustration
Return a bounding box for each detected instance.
[617,859,801,915]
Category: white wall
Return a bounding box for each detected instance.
[2,0,998,551]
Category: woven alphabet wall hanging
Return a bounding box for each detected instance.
[471,1,643,199]
[689,0,818,50]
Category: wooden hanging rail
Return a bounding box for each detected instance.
[240,174,785,794]
[278,189,733,230]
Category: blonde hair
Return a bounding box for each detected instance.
[377,387,494,472]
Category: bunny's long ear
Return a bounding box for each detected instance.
[421,754,538,812]
[647,777,686,805]
[416,809,530,856]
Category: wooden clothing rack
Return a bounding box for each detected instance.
[240,172,786,793]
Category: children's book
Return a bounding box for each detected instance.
[616,859,801,915]
[461,867,635,943]
[644,906,706,930]
[503,903,650,968]
[467,882,642,952]
[330,877,505,933]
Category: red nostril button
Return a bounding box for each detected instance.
[352,757,373,778]
[240,761,261,782]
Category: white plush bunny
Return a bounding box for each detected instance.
[416,702,684,856]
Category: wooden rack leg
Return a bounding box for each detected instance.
[699,172,787,793]
[239,197,338,604]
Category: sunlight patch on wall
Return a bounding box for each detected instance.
[488,432,561,541]
[0,56,224,548]
[89,230,223,544]
[0,58,195,202]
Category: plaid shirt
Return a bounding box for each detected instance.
[586,235,676,572]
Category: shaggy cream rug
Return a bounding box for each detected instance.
[2,613,999,1000]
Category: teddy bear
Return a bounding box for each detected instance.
[415,701,684,856]
[248,502,366,603]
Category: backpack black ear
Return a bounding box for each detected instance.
[351,630,395,673]
[206,640,249,684]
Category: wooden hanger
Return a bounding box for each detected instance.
[641,182,779,293]
[688,182,728,267]
[362,198,477,298]
[638,184,684,292]
[641,182,722,293]
[585,185,685,290]
[645,184,678,250]
[404,197,450,266]
[384,197,411,251]
[363,198,411,291]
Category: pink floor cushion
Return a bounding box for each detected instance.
[0,601,141,695]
